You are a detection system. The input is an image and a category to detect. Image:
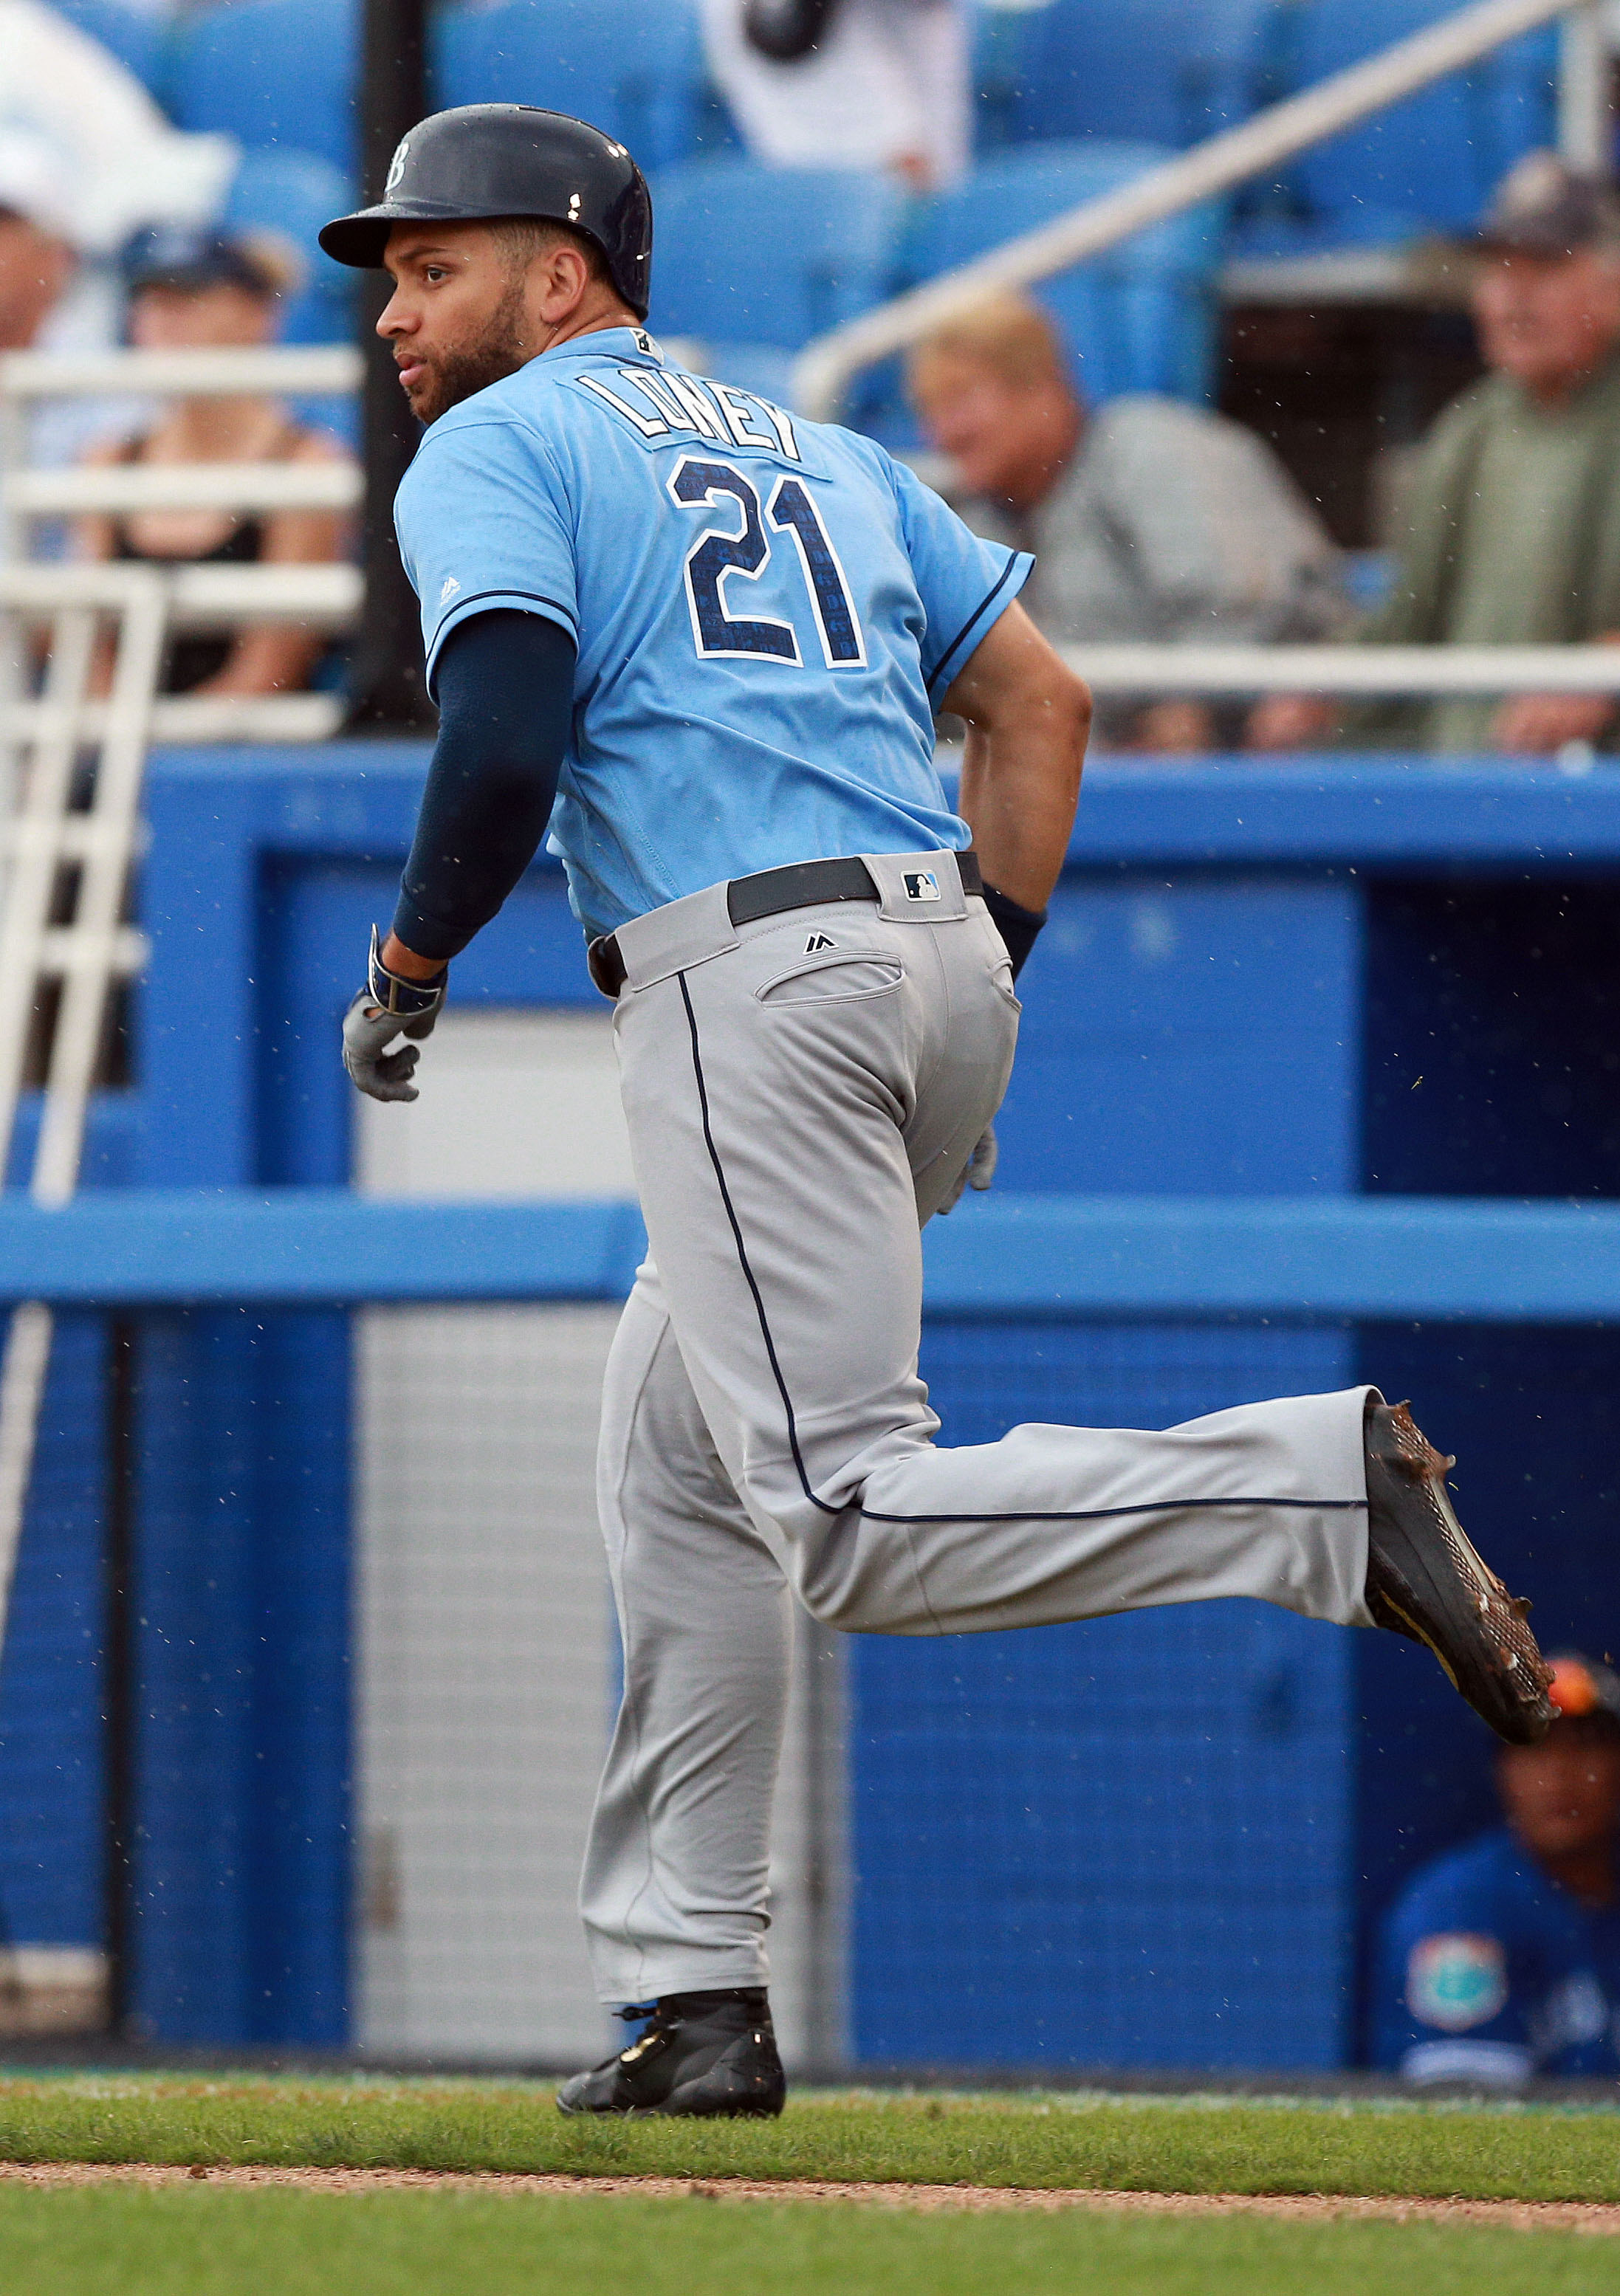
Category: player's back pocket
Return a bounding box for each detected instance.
[753,950,905,1006]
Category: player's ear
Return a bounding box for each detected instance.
[533,237,591,323]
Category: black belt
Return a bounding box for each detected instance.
[588,849,982,998]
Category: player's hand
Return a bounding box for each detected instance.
[938,1126,998,1215]
[342,992,441,1102]
[341,925,447,1103]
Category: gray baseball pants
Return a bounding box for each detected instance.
[580,851,1374,2003]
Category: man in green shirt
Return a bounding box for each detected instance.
[1250,153,1620,757]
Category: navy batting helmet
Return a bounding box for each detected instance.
[319,105,653,319]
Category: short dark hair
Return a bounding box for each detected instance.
[487,215,610,288]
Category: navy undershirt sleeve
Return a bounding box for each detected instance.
[391,609,576,963]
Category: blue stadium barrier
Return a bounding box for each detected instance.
[989,0,1280,151]
[48,0,168,94]
[7,749,1620,2063]
[902,143,1227,407]
[648,160,911,399]
[430,0,710,173]
[1,1189,1620,1319]
[1280,0,1557,246]
[166,0,360,179]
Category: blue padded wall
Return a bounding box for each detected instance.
[0,1316,108,1962]
[130,1310,349,2045]
[1352,1321,1620,2060]
[998,875,1362,1196]
[1350,874,1620,2055]
[855,1320,1357,2069]
[1363,882,1620,1201]
[852,861,1364,2069]
[0,1100,146,1985]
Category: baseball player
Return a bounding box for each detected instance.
[325,106,1555,2117]
[1378,1654,1620,2085]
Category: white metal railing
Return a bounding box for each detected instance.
[0,346,362,402]
[0,565,168,1646]
[0,560,358,749]
[5,692,345,743]
[1060,644,1620,694]
[0,345,363,745]
[13,464,363,516]
[793,0,1608,419]
[0,560,364,628]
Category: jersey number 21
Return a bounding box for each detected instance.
[669,457,866,670]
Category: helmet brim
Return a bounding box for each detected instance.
[318,200,480,268]
[318,200,651,318]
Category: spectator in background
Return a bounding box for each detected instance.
[78,227,349,698]
[1377,1654,1620,2086]
[702,0,969,189]
[0,131,75,352]
[4,2,238,477]
[3,0,234,259]
[1251,154,1620,757]
[908,292,1347,749]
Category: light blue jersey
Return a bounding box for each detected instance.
[394,326,1032,940]
[1376,1826,1620,2083]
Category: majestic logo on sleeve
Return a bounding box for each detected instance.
[1407,1934,1509,2031]
[439,575,461,606]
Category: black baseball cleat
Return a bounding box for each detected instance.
[1363,1397,1555,1746]
[555,1987,786,2117]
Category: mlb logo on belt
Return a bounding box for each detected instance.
[903,870,941,902]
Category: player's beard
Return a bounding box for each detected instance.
[408,275,533,425]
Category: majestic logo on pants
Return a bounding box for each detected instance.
[804,932,837,952]
[903,870,940,902]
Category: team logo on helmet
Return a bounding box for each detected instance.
[385,137,411,195]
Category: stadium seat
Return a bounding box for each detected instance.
[167,0,360,180]
[431,0,709,173]
[223,147,357,351]
[904,142,1227,406]
[1286,0,1558,241]
[647,158,911,383]
[224,149,360,456]
[986,0,1280,151]
[48,0,168,96]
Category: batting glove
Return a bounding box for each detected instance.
[938,1124,998,1214]
[342,925,447,1104]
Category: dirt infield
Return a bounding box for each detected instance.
[3,2160,1619,2235]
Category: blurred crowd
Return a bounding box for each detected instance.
[5,0,1620,721]
[1,0,352,698]
[910,150,1620,759]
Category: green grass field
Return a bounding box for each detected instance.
[3,2077,1619,2201]
[0,2182,1616,2296]
[1,2077,1619,2295]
